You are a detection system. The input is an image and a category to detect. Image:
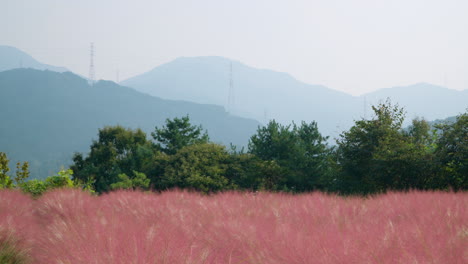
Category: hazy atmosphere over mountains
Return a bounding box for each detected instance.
[0,45,68,73]
[4,44,465,141]
[122,56,468,136]
[0,68,260,178]
[121,56,360,137]
[1,45,467,178]
[2,0,468,95]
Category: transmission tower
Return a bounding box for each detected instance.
[227,62,235,113]
[89,42,95,85]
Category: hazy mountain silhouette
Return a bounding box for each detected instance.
[0,45,68,73]
[361,83,468,122]
[121,56,361,138]
[0,69,260,179]
[122,56,467,137]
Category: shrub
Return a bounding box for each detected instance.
[0,190,35,264]
[19,180,47,197]
[20,169,76,197]
[0,231,31,264]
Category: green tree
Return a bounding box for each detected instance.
[400,118,438,189]
[110,171,150,191]
[225,152,262,190]
[14,162,30,185]
[1,152,33,190]
[335,100,400,193]
[335,100,438,194]
[71,126,154,193]
[152,116,209,155]
[406,118,433,146]
[0,152,13,189]
[161,143,232,193]
[434,112,468,190]
[248,120,330,191]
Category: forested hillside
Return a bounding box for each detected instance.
[0,69,260,178]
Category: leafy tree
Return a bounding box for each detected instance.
[406,118,434,146]
[248,120,330,191]
[1,152,31,190]
[434,112,468,190]
[110,171,150,191]
[161,143,232,193]
[335,100,403,193]
[224,153,262,190]
[14,162,30,186]
[0,152,13,188]
[152,116,209,155]
[71,126,154,193]
[249,120,296,161]
[400,118,438,189]
[335,100,439,194]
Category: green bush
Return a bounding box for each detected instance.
[45,169,74,189]
[20,169,76,197]
[110,171,150,191]
[0,231,31,264]
[19,180,47,197]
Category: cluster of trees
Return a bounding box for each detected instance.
[69,101,466,195]
[1,101,466,196]
[1,152,90,196]
[335,102,467,194]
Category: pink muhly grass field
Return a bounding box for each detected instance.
[0,189,466,263]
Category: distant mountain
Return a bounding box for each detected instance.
[402,115,458,134]
[122,57,468,137]
[0,45,68,73]
[429,115,458,125]
[361,83,468,122]
[0,69,260,179]
[121,56,361,138]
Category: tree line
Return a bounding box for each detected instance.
[1,100,467,195]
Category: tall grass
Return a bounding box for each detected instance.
[0,189,466,263]
[0,190,35,263]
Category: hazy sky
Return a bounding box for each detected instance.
[1,0,467,95]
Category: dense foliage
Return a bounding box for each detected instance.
[1,101,467,195]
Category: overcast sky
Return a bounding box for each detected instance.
[1,0,467,95]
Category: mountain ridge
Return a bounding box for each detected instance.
[0,68,260,179]
[0,45,68,73]
[121,56,361,138]
[122,56,467,136]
